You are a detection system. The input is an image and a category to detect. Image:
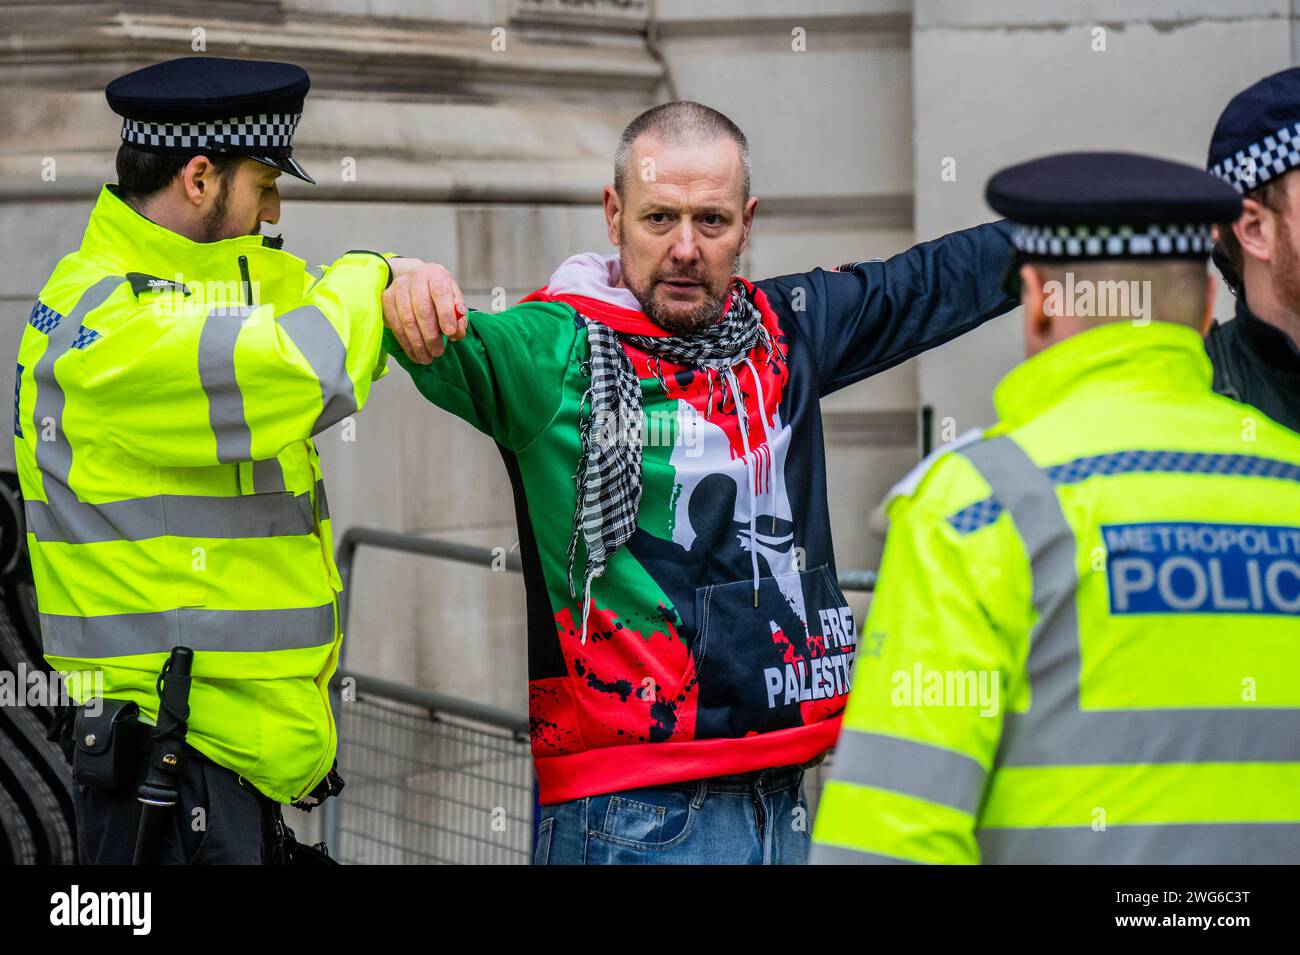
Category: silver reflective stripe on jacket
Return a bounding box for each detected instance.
[31,277,123,491]
[198,304,256,462]
[809,729,989,865]
[254,456,287,493]
[314,476,331,521]
[25,491,314,544]
[277,305,358,434]
[41,603,335,658]
[28,280,332,658]
[957,434,1300,863]
[831,728,986,817]
[27,284,315,545]
[978,822,1300,865]
[197,304,357,451]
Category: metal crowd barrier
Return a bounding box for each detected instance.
[329,672,532,864]
[324,525,875,864]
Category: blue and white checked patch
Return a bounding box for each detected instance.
[1011,223,1214,259]
[13,363,22,438]
[1046,449,1300,484]
[1210,121,1300,194]
[948,450,1300,534]
[27,300,100,348]
[28,301,62,334]
[948,496,1004,534]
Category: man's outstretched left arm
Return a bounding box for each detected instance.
[760,220,1015,395]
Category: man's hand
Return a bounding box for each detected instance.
[382,257,467,364]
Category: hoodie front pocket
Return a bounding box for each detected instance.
[690,563,857,740]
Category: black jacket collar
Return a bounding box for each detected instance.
[1235,293,1300,377]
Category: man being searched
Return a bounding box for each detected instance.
[811,152,1300,864]
[383,100,1018,864]
[1206,66,1300,431]
[17,57,463,863]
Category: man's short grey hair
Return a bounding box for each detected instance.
[614,101,751,200]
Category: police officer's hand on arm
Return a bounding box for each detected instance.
[382,257,467,364]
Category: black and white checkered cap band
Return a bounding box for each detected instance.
[1210,121,1300,194]
[1011,223,1215,259]
[120,112,301,152]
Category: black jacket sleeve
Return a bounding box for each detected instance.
[756,219,1016,396]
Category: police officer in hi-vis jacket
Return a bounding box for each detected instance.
[16,57,462,863]
[812,152,1300,864]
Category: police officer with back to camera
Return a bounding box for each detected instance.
[16,56,464,863]
[1206,67,1300,432]
[811,152,1300,864]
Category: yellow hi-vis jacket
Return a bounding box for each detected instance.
[14,184,391,803]
[811,320,1300,863]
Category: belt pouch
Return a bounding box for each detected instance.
[71,699,142,790]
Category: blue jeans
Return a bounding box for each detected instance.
[534,765,810,865]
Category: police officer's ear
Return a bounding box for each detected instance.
[1019,263,1053,324]
[1232,195,1276,269]
[1018,263,1039,308]
[1019,263,1056,356]
[177,154,227,208]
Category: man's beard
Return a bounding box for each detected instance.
[1273,215,1300,318]
[198,178,260,242]
[622,253,738,335]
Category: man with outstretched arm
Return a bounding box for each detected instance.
[387,101,1016,864]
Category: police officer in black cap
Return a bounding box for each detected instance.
[814,152,1300,864]
[110,55,319,188]
[1207,67,1300,432]
[21,56,466,864]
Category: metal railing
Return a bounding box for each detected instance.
[323,528,530,863]
[324,525,874,864]
[329,673,532,864]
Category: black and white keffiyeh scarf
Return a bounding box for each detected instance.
[567,280,774,643]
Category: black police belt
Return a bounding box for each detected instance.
[57,698,345,810]
[292,762,345,812]
[178,743,346,812]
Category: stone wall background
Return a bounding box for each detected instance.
[0,0,1289,724]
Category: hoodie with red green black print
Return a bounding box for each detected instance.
[385,220,1015,804]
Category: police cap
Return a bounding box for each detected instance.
[986,151,1241,262]
[1208,66,1300,195]
[106,57,314,184]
